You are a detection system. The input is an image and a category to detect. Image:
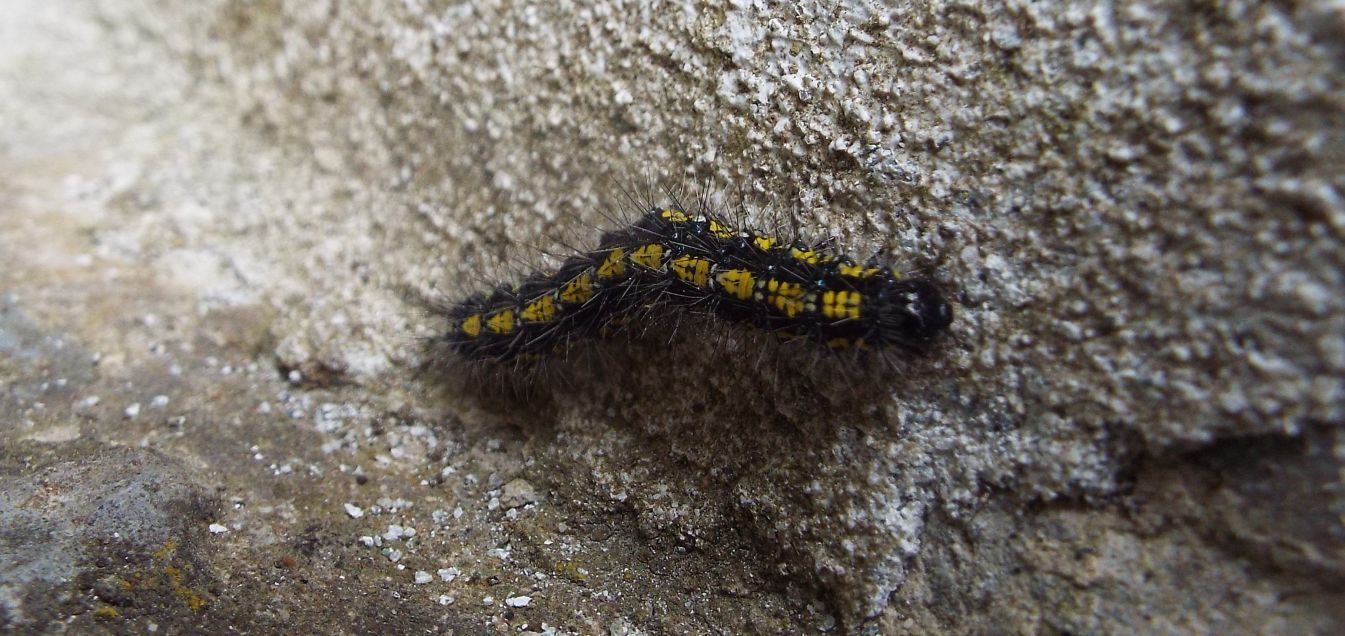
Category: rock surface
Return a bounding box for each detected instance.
[1,0,1342,633]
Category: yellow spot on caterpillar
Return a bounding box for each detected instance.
[765,279,807,317]
[790,247,820,264]
[707,220,734,239]
[461,314,482,338]
[559,271,595,303]
[822,290,862,320]
[754,235,776,250]
[486,309,514,334]
[596,249,627,280]
[672,255,711,288]
[660,208,690,223]
[631,243,666,269]
[838,264,882,278]
[716,269,754,300]
[521,294,557,323]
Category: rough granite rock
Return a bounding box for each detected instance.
[1,0,1342,633]
[0,443,219,628]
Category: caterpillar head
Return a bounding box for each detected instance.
[871,278,953,348]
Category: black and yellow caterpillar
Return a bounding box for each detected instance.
[433,207,952,363]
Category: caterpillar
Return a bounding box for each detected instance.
[429,204,952,367]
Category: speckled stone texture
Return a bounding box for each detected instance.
[2,0,1342,633]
